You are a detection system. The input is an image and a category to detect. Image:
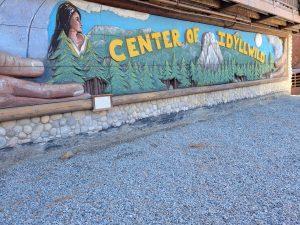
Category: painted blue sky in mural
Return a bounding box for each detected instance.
[48,1,274,57]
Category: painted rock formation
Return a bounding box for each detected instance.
[267,35,283,61]
[0,52,44,77]
[198,32,223,70]
[0,51,88,108]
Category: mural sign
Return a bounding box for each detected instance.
[0,0,286,109]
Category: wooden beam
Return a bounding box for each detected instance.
[225,6,261,19]
[0,100,93,122]
[87,0,289,37]
[0,77,289,122]
[252,14,277,23]
[279,21,297,29]
[186,0,221,8]
[218,2,239,12]
[260,17,287,26]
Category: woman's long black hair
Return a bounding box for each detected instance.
[48,1,81,56]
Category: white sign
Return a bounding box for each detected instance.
[93,95,112,111]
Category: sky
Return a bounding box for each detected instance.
[48,1,275,57]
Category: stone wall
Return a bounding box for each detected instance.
[0,80,290,148]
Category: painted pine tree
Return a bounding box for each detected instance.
[196,64,205,86]
[126,61,141,93]
[49,31,84,84]
[177,58,191,88]
[151,62,166,90]
[102,59,111,81]
[161,61,172,80]
[170,53,179,80]
[141,63,155,92]
[110,60,129,95]
[189,61,198,85]
[132,62,143,87]
[152,62,160,80]
[84,41,107,82]
[268,53,275,73]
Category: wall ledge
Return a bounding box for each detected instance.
[0,77,289,122]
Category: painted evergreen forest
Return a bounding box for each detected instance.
[49,29,275,95]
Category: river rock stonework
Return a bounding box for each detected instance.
[0,80,290,148]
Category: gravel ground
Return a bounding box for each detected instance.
[0,94,299,225]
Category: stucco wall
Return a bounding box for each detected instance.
[0,0,57,58]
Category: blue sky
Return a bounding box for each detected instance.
[48,1,274,56]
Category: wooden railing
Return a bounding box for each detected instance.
[263,0,299,11]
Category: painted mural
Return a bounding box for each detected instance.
[0,0,286,109]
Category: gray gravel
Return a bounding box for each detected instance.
[0,94,300,225]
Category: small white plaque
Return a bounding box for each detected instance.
[93,95,112,111]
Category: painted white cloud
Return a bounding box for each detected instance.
[255,33,262,48]
[69,0,149,21]
[101,5,149,21]
[70,0,102,13]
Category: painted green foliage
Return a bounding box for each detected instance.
[49,31,85,84]
[110,60,128,95]
[50,29,276,96]
[83,41,106,82]
[126,61,141,92]
[49,31,108,85]
[177,58,191,88]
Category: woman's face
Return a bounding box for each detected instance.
[69,12,82,33]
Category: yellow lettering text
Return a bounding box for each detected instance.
[137,34,153,55]
[151,32,162,50]
[126,37,140,58]
[193,27,200,43]
[218,31,226,47]
[225,33,233,49]
[233,35,240,50]
[109,39,126,62]
[162,30,173,48]
[171,29,182,47]
[186,29,194,44]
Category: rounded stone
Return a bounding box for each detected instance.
[18,132,27,139]
[13,126,23,133]
[18,119,31,126]
[41,116,50,124]
[7,137,18,147]
[0,136,7,148]
[1,120,16,129]
[60,126,71,136]
[102,123,109,129]
[18,139,31,145]
[81,126,89,133]
[50,128,57,136]
[59,118,67,126]
[44,124,52,131]
[41,131,49,138]
[31,117,40,123]
[66,117,76,126]
[5,129,15,137]
[0,127,6,136]
[72,111,86,120]
[50,114,63,121]
[23,125,33,135]
[31,125,44,140]
[100,116,107,122]
[51,120,60,128]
